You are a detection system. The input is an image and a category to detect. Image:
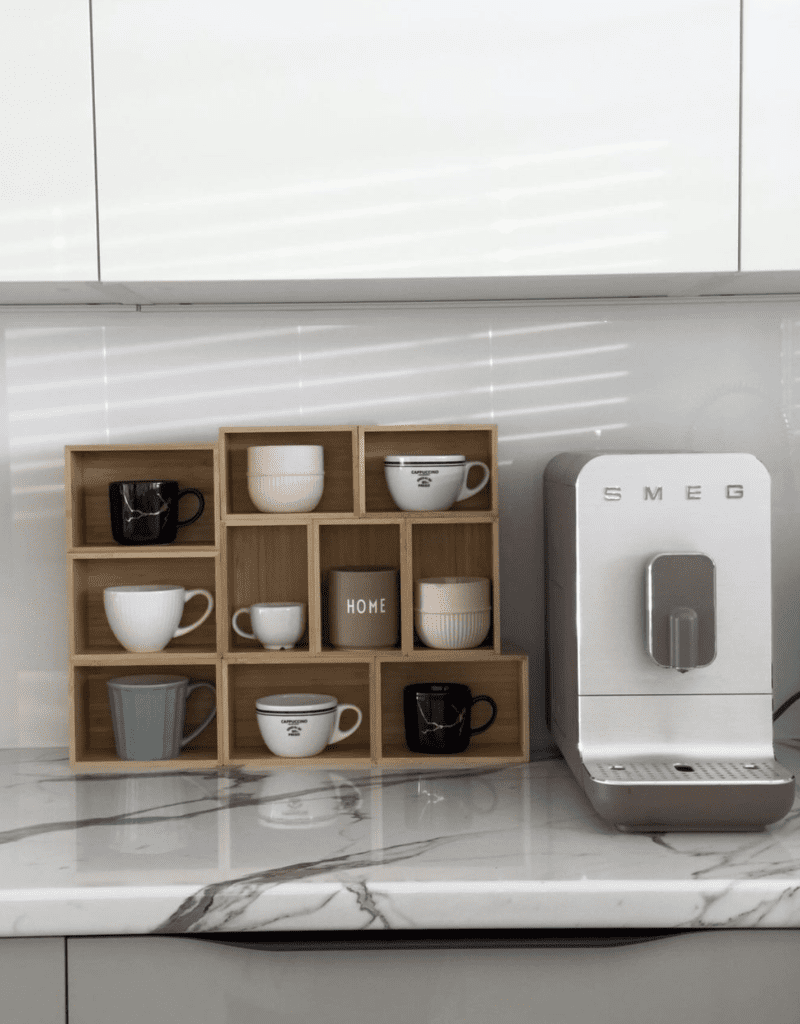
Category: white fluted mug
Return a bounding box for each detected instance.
[103,585,214,653]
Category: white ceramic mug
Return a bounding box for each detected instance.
[232,602,306,650]
[255,693,363,757]
[103,585,214,653]
[384,454,490,511]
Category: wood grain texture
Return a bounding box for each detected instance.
[376,654,527,760]
[224,524,311,653]
[70,661,219,769]
[65,445,217,548]
[70,555,219,656]
[219,426,358,516]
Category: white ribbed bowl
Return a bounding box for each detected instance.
[415,576,491,613]
[247,473,324,513]
[248,445,324,475]
[414,608,491,649]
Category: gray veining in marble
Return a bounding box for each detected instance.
[0,745,799,935]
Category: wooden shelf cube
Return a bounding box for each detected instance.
[359,424,497,516]
[376,650,529,766]
[65,444,218,550]
[222,656,374,765]
[409,518,500,652]
[70,659,220,771]
[223,524,314,653]
[317,520,403,655]
[220,426,359,518]
[69,553,220,658]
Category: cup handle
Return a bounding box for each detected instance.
[455,461,490,503]
[231,607,256,640]
[173,589,214,638]
[469,695,498,736]
[329,704,363,744]
[176,488,205,528]
[180,681,217,749]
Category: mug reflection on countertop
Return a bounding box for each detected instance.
[403,775,498,831]
[256,771,363,829]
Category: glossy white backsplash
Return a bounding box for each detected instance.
[2,297,800,756]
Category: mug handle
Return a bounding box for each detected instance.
[329,704,363,744]
[455,461,490,503]
[176,488,205,528]
[469,694,498,736]
[231,607,256,640]
[180,681,217,749]
[173,589,214,638]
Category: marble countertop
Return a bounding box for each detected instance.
[4,743,800,937]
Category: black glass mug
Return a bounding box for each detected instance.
[403,682,498,755]
[109,480,205,545]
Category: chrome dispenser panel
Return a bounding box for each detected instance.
[646,553,716,671]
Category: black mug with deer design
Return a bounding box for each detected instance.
[403,682,498,754]
[109,480,205,545]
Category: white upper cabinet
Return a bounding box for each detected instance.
[0,2,97,282]
[92,0,740,282]
[741,1,800,271]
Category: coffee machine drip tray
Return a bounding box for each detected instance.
[582,759,795,832]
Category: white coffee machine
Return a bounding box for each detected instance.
[544,451,795,831]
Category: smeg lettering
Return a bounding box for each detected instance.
[602,484,746,501]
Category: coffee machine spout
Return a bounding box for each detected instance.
[647,552,716,671]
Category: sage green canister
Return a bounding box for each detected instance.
[106,674,216,760]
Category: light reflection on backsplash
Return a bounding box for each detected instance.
[2,298,800,755]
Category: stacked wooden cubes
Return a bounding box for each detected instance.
[66,425,529,770]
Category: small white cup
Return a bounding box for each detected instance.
[384,454,490,512]
[255,693,363,757]
[247,445,324,475]
[232,602,306,650]
[103,585,214,653]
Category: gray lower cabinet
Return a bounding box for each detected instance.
[68,931,800,1024]
[0,937,65,1023]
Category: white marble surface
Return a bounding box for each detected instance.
[3,744,800,937]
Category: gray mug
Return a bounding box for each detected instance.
[107,674,216,761]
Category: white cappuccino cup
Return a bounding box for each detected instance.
[103,585,214,653]
[255,693,363,757]
[384,454,490,511]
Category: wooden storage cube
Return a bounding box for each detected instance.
[318,521,402,653]
[410,519,500,652]
[360,424,497,515]
[70,660,220,769]
[70,555,219,656]
[65,445,218,549]
[224,659,373,764]
[224,524,313,653]
[220,426,358,517]
[377,654,528,764]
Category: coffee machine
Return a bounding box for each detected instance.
[544,452,795,831]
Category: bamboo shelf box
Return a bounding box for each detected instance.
[65,426,528,770]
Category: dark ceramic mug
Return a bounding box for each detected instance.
[109,480,205,545]
[403,682,498,755]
